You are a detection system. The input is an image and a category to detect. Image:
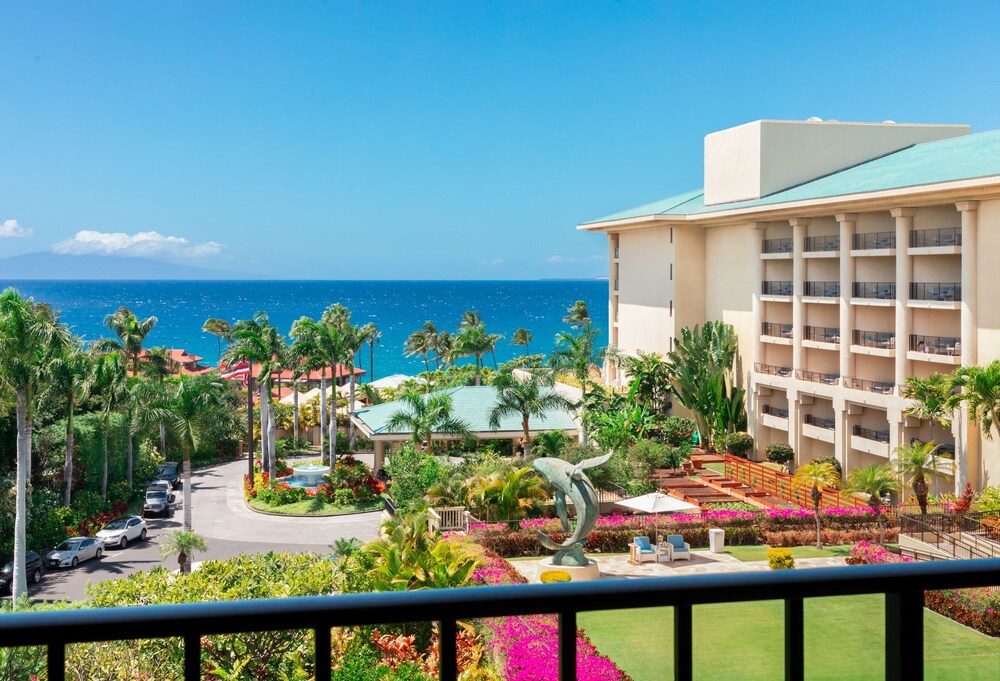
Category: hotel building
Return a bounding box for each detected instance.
[578,119,1000,490]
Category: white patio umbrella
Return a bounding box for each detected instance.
[615,492,699,537]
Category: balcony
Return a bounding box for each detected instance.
[762,404,789,418]
[803,325,840,349]
[803,413,836,443]
[852,231,896,255]
[761,322,793,345]
[762,281,793,300]
[803,234,839,257]
[909,334,962,366]
[761,403,790,431]
[909,227,962,254]
[761,237,793,259]
[909,282,961,309]
[852,282,896,306]
[844,377,896,395]
[754,362,793,378]
[803,281,839,303]
[805,414,835,429]
[795,369,839,386]
[853,424,891,457]
[851,330,896,357]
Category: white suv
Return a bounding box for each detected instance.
[96,516,148,549]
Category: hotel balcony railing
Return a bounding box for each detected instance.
[762,404,789,418]
[910,227,962,248]
[910,334,961,356]
[761,322,793,338]
[804,234,839,252]
[614,279,619,292]
[854,424,891,443]
[613,244,619,258]
[910,282,961,302]
[762,281,793,296]
[3,561,1000,681]
[853,330,896,349]
[844,377,896,394]
[852,231,896,250]
[911,438,957,459]
[803,325,840,343]
[853,282,896,300]
[804,414,836,430]
[754,362,793,377]
[762,237,793,254]
[803,281,839,297]
[795,369,840,385]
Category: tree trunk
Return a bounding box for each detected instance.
[320,372,328,464]
[267,397,277,473]
[159,422,167,456]
[246,377,254,481]
[13,389,29,605]
[260,383,270,476]
[178,550,189,575]
[329,400,337,462]
[183,445,193,531]
[64,401,74,507]
[369,342,375,383]
[349,371,357,449]
[913,477,929,514]
[522,416,531,459]
[474,355,482,386]
[126,431,134,490]
[293,386,300,442]
[102,413,110,500]
[813,489,823,549]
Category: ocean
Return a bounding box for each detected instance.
[4,280,607,378]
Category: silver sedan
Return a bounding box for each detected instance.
[45,537,103,568]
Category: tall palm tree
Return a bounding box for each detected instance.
[385,391,472,452]
[127,378,172,490]
[0,288,69,605]
[435,330,454,371]
[323,308,365,451]
[97,306,157,376]
[43,341,91,506]
[451,324,500,386]
[792,460,841,549]
[91,350,128,499]
[488,370,571,458]
[460,309,482,329]
[201,318,233,364]
[404,322,436,372]
[291,313,345,462]
[844,464,899,544]
[900,373,956,429]
[362,322,381,383]
[511,328,533,356]
[549,325,604,443]
[563,300,591,329]
[142,346,177,455]
[952,361,1000,439]
[893,440,954,514]
[160,529,208,575]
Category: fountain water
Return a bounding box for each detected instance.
[278,464,331,489]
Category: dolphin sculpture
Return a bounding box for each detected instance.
[532,452,613,566]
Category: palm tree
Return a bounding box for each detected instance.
[142,346,177,455]
[844,464,898,544]
[489,467,549,520]
[322,308,365,451]
[128,378,172,490]
[91,350,128,499]
[952,361,1000,439]
[160,529,208,575]
[900,373,956,428]
[435,330,454,371]
[451,324,500,386]
[532,430,569,458]
[549,325,604,443]
[893,440,954,514]
[621,351,673,414]
[0,288,69,606]
[97,306,157,376]
[362,323,381,383]
[488,370,571,458]
[792,460,841,549]
[460,309,482,328]
[563,300,591,329]
[291,312,346,462]
[44,342,91,506]
[201,318,233,363]
[404,323,436,372]
[385,391,472,452]
[511,328,533,355]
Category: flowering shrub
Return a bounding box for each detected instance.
[767,548,794,569]
[539,570,571,583]
[764,529,896,548]
[69,502,129,537]
[981,515,1000,541]
[246,458,385,509]
[844,541,911,565]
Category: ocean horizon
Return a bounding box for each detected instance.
[4,279,607,378]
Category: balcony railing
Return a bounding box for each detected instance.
[762,237,793,254]
[910,282,961,302]
[853,282,896,300]
[762,281,793,296]
[854,424,891,443]
[852,231,896,250]
[803,281,839,297]
[911,438,956,459]
[761,322,793,338]
[2,560,999,681]
[804,414,835,430]
[844,377,896,394]
[762,404,789,418]
[910,334,961,356]
[803,325,840,343]
[853,330,895,349]
[795,369,840,385]
[804,234,839,252]
[754,362,793,377]
[910,227,961,248]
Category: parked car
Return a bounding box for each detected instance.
[1,551,43,592]
[95,516,148,549]
[142,488,179,518]
[146,479,173,494]
[155,462,180,489]
[46,538,103,568]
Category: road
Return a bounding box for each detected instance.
[5,455,383,603]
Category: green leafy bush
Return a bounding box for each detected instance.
[385,445,445,512]
[765,443,795,468]
[275,436,311,454]
[663,416,697,447]
[725,432,754,458]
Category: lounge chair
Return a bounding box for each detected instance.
[629,536,656,564]
[665,534,692,561]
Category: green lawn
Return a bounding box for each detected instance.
[247,497,383,516]
[580,596,1000,681]
[702,544,856,562]
[703,463,726,475]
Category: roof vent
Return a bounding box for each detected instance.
[806,116,823,122]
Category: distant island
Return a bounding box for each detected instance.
[0,252,252,280]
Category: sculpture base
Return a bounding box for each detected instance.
[537,557,601,582]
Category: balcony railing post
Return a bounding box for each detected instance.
[315,626,332,680]
[184,632,201,681]
[47,640,65,681]
[674,603,693,681]
[784,597,804,681]
[885,591,923,681]
[559,610,577,681]
[439,618,458,680]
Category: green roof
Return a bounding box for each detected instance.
[583,128,1000,224]
[352,385,578,437]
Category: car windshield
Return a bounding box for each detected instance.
[55,540,82,551]
[147,491,166,499]
[1,557,11,571]
[103,519,128,530]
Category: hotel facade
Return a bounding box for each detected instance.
[578,119,1000,491]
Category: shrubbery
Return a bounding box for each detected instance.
[767,547,794,569]
[765,442,795,468]
[725,432,754,458]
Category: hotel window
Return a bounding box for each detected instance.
[670,300,673,316]
[670,263,673,280]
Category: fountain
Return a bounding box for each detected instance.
[279,464,331,489]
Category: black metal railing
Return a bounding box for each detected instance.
[853,282,896,300]
[844,377,896,394]
[804,414,835,430]
[804,234,840,252]
[762,237,794,254]
[853,231,896,250]
[803,325,840,343]
[754,362,793,377]
[853,330,896,349]
[762,281,793,296]
[803,281,839,297]
[899,513,999,561]
[910,227,962,248]
[795,369,839,385]
[910,334,961,356]
[762,404,789,418]
[909,438,956,459]
[910,282,961,302]
[762,322,793,338]
[853,425,891,443]
[2,560,1000,681]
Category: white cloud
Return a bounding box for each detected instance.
[0,219,33,238]
[51,230,227,260]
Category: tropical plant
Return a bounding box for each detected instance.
[451,323,502,386]
[952,361,1000,439]
[621,351,672,414]
[724,432,754,458]
[362,322,381,383]
[360,382,384,406]
[42,342,91,506]
[201,318,233,363]
[844,463,898,544]
[141,346,177,454]
[160,529,207,575]
[96,306,158,376]
[227,312,284,472]
[424,476,467,508]
[765,442,795,470]
[385,444,447,511]
[330,537,362,559]
[511,328,533,355]
[792,460,840,548]
[323,305,365,449]
[532,430,569,458]
[91,350,128,499]
[563,300,591,329]
[483,467,549,521]
[385,392,471,452]
[488,370,571,458]
[291,312,346,461]
[404,322,438,373]
[893,440,954,514]
[549,325,606,443]
[900,372,956,428]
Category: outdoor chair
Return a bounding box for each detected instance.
[665,534,691,561]
[629,536,656,565]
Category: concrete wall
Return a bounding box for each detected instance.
[977,198,1000,485]
[615,226,674,357]
[704,223,755,384]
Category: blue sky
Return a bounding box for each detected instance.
[2,1,999,279]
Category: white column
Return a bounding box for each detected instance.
[836,214,858,381]
[374,440,386,475]
[607,233,619,385]
[751,224,767,368]
[956,201,980,491]
[891,208,916,389]
[790,218,810,375]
